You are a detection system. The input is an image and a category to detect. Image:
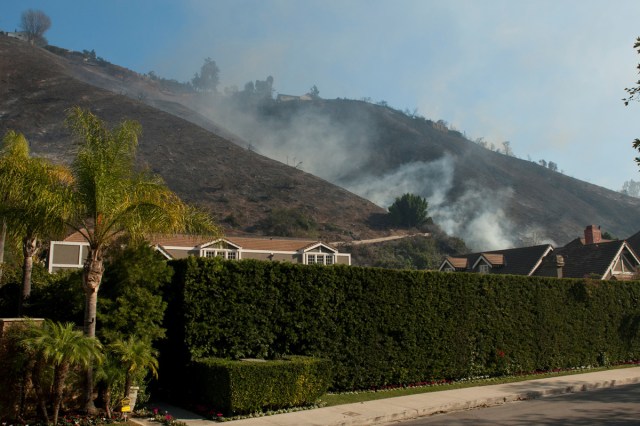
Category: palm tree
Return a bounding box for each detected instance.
[0,131,71,314]
[94,352,125,419]
[64,107,219,411]
[110,337,159,401]
[21,320,103,425]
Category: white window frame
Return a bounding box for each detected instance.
[201,249,239,260]
[306,253,335,265]
[478,264,490,274]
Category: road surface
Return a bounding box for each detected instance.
[393,382,640,425]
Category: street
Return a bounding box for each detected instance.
[393,382,640,425]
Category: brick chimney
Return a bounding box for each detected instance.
[584,225,602,245]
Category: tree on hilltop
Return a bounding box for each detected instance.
[388,193,430,228]
[20,9,51,46]
[192,57,220,93]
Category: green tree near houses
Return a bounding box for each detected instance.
[20,320,103,425]
[388,193,430,228]
[0,131,71,315]
[63,107,219,412]
[109,336,159,402]
[623,36,640,167]
[98,242,172,345]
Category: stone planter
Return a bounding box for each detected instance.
[128,386,140,410]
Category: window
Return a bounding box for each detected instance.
[444,267,454,272]
[203,249,238,260]
[478,264,490,274]
[306,253,334,265]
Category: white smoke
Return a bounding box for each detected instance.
[433,186,516,251]
[202,99,525,251]
[347,157,454,209]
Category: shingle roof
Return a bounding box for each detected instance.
[547,240,629,279]
[443,257,468,269]
[441,244,553,276]
[627,230,640,256]
[481,253,504,266]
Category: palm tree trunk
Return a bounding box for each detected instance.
[32,356,49,424]
[82,249,104,413]
[123,372,133,401]
[52,363,70,425]
[101,386,112,419]
[19,355,36,419]
[19,235,38,316]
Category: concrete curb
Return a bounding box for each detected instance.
[130,367,640,426]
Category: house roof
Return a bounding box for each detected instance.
[440,244,553,276]
[627,230,640,256]
[541,239,638,279]
[62,231,337,253]
[442,257,468,269]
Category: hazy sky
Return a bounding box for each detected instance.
[3,0,640,191]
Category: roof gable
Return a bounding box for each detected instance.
[442,244,553,276]
[552,240,635,279]
[200,238,242,250]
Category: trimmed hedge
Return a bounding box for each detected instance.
[164,257,640,392]
[190,356,332,415]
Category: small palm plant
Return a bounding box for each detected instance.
[110,336,159,402]
[21,320,103,425]
[95,352,125,418]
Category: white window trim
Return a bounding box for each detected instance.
[48,241,89,273]
[478,264,490,274]
[305,253,335,265]
[200,248,240,260]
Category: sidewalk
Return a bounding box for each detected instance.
[131,367,640,426]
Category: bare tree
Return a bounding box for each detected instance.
[20,9,51,46]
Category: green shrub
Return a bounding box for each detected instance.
[163,257,640,392]
[190,356,332,415]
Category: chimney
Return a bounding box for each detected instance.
[555,255,564,279]
[584,225,602,245]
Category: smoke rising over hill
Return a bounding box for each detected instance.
[194,94,638,251]
[205,99,534,250]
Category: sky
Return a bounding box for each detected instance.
[3,0,640,192]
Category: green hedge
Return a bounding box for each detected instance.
[190,356,332,415]
[164,257,640,391]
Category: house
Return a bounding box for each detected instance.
[439,244,554,276]
[47,232,351,273]
[534,225,640,280]
[276,93,313,102]
[6,31,28,42]
[440,225,640,281]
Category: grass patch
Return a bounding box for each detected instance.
[319,365,635,407]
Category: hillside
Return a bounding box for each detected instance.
[3,35,640,252]
[0,36,389,242]
[217,99,640,249]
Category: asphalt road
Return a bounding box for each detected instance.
[392,382,640,425]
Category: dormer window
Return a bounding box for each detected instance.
[479,264,490,274]
[306,253,335,265]
[202,248,238,260]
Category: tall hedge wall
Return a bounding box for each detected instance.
[165,257,640,391]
